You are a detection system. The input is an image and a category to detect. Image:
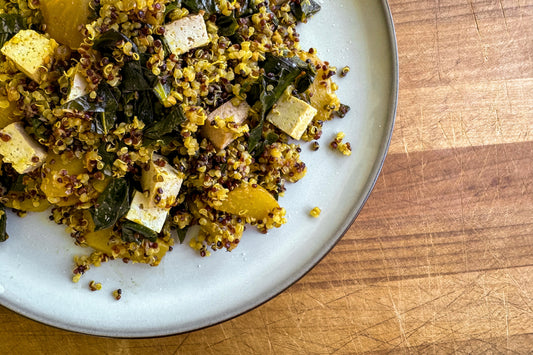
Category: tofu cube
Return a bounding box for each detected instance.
[1,30,58,83]
[164,14,210,56]
[66,69,89,102]
[266,91,317,140]
[0,122,47,174]
[141,154,183,209]
[201,100,250,150]
[125,190,169,233]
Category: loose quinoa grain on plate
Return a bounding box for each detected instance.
[0,0,350,282]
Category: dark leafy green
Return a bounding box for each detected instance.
[121,220,158,243]
[0,14,26,48]
[144,104,186,140]
[164,0,182,21]
[93,30,138,58]
[121,60,151,92]
[132,90,158,125]
[30,117,49,141]
[181,0,218,13]
[237,0,278,26]
[0,204,7,242]
[63,84,119,114]
[176,227,188,243]
[290,0,321,22]
[63,84,120,134]
[0,167,16,195]
[216,15,239,37]
[92,178,130,231]
[9,175,26,192]
[97,143,115,176]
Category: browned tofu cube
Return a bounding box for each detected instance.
[202,100,250,150]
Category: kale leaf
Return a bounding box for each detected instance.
[121,220,158,243]
[176,227,188,243]
[290,0,321,22]
[181,0,219,13]
[0,14,26,48]
[91,178,130,231]
[143,104,186,140]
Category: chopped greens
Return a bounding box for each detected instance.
[91,178,130,231]
[290,0,322,22]
[0,14,26,48]
[121,220,158,243]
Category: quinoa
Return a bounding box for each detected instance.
[309,206,321,218]
[0,1,351,279]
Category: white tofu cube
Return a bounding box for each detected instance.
[164,14,210,56]
[1,30,58,83]
[267,91,317,140]
[201,100,250,150]
[141,154,183,209]
[125,190,169,233]
[0,122,47,174]
[66,69,89,102]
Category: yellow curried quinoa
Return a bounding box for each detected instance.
[0,0,350,281]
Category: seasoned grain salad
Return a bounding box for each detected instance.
[0,0,350,280]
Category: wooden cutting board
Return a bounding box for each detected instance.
[2,0,533,352]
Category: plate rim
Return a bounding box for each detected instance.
[0,0,399,338]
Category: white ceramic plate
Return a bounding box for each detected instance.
[0,0,397,337]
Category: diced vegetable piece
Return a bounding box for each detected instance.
[164,14,210,56]
[91,178,129,231]
[201,100,250,150]
[40,0,91,49]
[40,153,86,199]
[217,183,280,220]
[0,97,18,129]
[84,227,170,263]
[266,90,317,140]
[83,228,114,255]
[4,194,50,212]
[125,190,169,233]
[141,154,183,209]
[0,30,58,83]
[0,122,47,174]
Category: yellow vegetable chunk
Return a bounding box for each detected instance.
[40,153,86,199]
[217,183,279,220]
[4,193,51,212]
[0,97,19,129]
[40,0,92,49]
[83,229,115,255]
[84,228,170,264]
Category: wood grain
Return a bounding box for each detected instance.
[2,0,533,353]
